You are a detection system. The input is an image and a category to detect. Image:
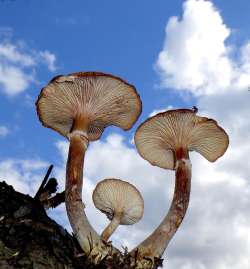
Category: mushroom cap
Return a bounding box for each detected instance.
[36,72,142,141]
[92,178,144,225]
[135,109,229,170]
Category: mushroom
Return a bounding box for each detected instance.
[131,108,229,267]
[36,72,142,258]
[92,178,144,242]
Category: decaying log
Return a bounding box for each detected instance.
[0,181,148,269]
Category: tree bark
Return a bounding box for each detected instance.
[0,181,138,269]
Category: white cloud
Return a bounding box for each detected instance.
[0,43,35,66]
[155,0,250,96]
[0,125,9,137]
[153,0,250,268]
[236,42,250,89]
[0,64,33,96]
[2,126,250,269]
[0,38,57,96]
[0,158,49,194]
[164,91,250,269]
[55,131,250,269]
[39,50,57,72]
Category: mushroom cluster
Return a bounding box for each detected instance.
[36,72,229,269]
[36,71,142,260]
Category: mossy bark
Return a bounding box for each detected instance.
[0,181,127,269]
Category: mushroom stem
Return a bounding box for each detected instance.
[101,212,123,242]
[72,114,89,131]
[131,153,191,265]
[65,133,100,253]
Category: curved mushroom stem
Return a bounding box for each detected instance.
[130,148,191,267]
[65,126,121,262]
[101,212,123,242]
[65,133,100,253]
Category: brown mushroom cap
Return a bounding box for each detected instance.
[93,178,144,225]
[36,72,142,141]
[135,109,229,170]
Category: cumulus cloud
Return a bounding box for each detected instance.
[0,158,49,194]
[155,0,250,96]
[0,65,33,96]
[55,130,250,269]
[0,37,57,96]
[236,42,250,88]
[153,0,250,268]
[2,126,250,269]
[0,43,35,66]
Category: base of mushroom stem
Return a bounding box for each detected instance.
[82,243,164,269]
[83,240,117,264]
[129,252,164,269]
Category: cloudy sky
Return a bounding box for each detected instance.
[0,0,250,268]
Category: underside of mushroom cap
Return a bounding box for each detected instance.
[93,178,144,225]
[36,72,142,141]
[135,109,229,170]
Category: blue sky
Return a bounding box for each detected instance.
[0,0,249,158]
[1,1,250,269]
[0,0,187,160]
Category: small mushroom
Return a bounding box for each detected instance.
[36,72,142,257]
[92,178,144,242]
[131,108,229,267]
